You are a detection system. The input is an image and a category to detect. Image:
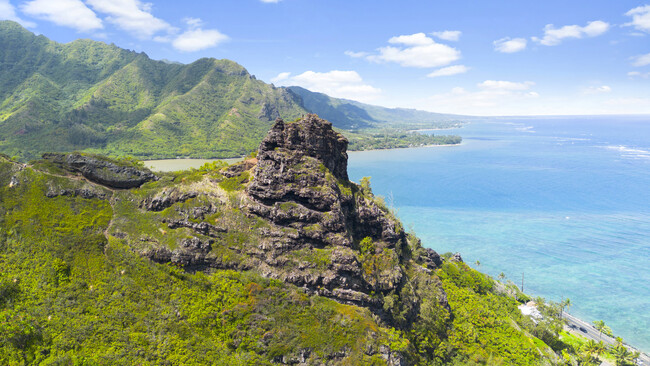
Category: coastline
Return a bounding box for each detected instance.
[562,312,650,363]
[144,143,464,172]
[144,157,243,172]
[348,141,464,154]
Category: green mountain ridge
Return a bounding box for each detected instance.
[0,21,460,161]
[0,21,306,160]
[287,86,467,130]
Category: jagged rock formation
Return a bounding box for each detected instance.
[43,153,156,189]
[244,114,412,308]
[0,113,564,365]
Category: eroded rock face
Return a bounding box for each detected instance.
[43,153,156,189]
[140,188,198,211]
[244,115,411,308]
[253,114,349,181]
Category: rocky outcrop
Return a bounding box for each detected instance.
[143,236,214,269]
[420,248,443,269]
[242,115,413,309]
[140,188,198,211]
[252,114,349,181]
[43,153,156,189]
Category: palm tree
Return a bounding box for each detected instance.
[593,320,607,340]
[615,336,624,348]
[582,340,600,366]
[612,344,640,366]
[594,341,606,361]
[563,298,571,315]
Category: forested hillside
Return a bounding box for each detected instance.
[0,21,461,161]
[0,21,306,160]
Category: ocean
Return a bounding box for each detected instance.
[347,116,650,352]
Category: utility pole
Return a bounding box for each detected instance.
[521,272,524,292]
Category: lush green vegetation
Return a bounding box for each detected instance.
[0,21,466,162]
[0,158,402,365]
[0,21,306,161]
[343,129,461,151]
[3,152,638,365]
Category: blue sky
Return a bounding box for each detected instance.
[2,0,650,116]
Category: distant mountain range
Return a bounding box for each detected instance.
[0,21,464,160]
[287,86,465,130]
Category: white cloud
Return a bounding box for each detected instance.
[431,30,461,41]
[478,80,535,91]
[168,17,227,52]
[625,5,650,33]
[533,20,609,46]
[344,50,368,58]
[271,70,381,103]
[584,85,612,94]
[271,72,291,83]
[367,32,461,68]
[183,17,203,29]
[628,71,650,78]
[86,0,172,39]
[388,33,434,46]
[632,53,650,67]
[21,0,102,31]
[0,0,36,27]
[172,28,228,52]
[421,81,540,115]
[427,65,469,78]
[493,37,527,53]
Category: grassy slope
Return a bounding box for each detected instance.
[0,156,581,365]
[0,157,401,365]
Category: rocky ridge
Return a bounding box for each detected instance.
[127,115,449,333]
[245,115,413,308]
[0,113,563,365]
[42,153,157,189]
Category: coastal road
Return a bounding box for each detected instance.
[563,312,650,365]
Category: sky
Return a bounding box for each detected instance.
[2,0,650,116]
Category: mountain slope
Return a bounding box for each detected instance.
[0,21,307,160]
[0,21,464,161]
[0,115,573,365]
[287,86,466,129]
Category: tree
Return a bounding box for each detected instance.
[594,341,606,361]
[581,340,600,366]
[359,176,372,195]
[593,320,609,341]
[612,344,640,366]
[614,336,624,348]
[563,298,571,313]
[498,272,506,281]
[560,298,571,318]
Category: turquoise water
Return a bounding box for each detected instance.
[347,116,650,352]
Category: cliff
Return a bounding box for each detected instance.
[0,115,562,365]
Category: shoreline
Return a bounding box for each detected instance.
[348,141,464,154]
[562,312,650,363]
[144,143,465,172]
